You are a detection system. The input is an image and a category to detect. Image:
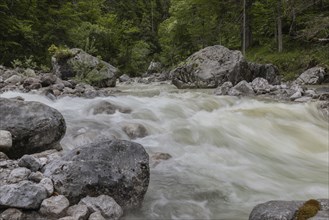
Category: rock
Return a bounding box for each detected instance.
[0,98,66,159]
[150,152,172,168]
[40,74,57,87]
[0,152,9,161]
[0,130,12,150]
[251,77,273,94]
[147,61,162,74]
[43,140,150,210]
[23,68,36,77]
[18,155,41,172]
[88,212,105,220]
[28,171,44,183]
[309,211,329,220]
[294,96,312,102]
[305,89,319,98]
[8,167,31,183]
[39,195,70,218]
[294,67,326,85]
[290,91,303,101]
[249,200,303,220]
[90,101,132,115]
[228,80,255,96]
[170,45,251,89]
[66,204,90,220]
[52,48,117,88]
[214,81,233,95]
[58,217,76,220]
[52,82,65,91]
[0,208,23,220]
[0,181,48,209]
[22,77,41,89]
[119,74,131,83]
[248,62,281,85]
[4,75,22,85]
[39,178,54,196]
[79,195,123,220]
[123,123,148,139]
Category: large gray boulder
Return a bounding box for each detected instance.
[0,98,66,159]
[0,181,48,209]
[43,140,150,210]
[170,45,252,89]
[248,62,281,85]
[52,48,118,88]
[294,67,326,85]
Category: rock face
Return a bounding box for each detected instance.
[294,67,326,85]
[0,181,48,209]
[249,199,329,220]
[43,140,150,210]
[52,48,118,88]
[170,45,252,89]
[0,98,66,159]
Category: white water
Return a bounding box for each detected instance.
[1,83,328,220]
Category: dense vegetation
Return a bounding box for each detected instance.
[1,0,328,79]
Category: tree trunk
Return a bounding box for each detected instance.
[289,0,296,36]
[277,0,283,52]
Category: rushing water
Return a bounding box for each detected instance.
[1,83,328,220]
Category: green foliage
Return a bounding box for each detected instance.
[11,56,37,69]
[48,45,74,61]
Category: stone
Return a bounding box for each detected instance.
[249,200,303,220]
[123,123,148,139]
[66,204,90,220]
[90,101,132,115]
[88,212,105,220]
[39,195,70,218]
[0,152,9,161]
[228,80,255,96]
[248,62,281,85]
[58,217,76,220]
[0,98,66,159]
[22,77,41,89]
[147,61,162,74]
[4,75,22,85]
[119,74,131,83]
[24,68,36,77]
[39,178,54,196]
[28,171,44,183]
[18,155,41,172]
[294,96,312,102]
[251,77,273,94]
[290,91,302,101]
[52,48,117,88]
[171,45,252,89]
[150,152,172,168]
[43,140,150,210]
[214,81,233,95]
[294,67,326,85]
[0,181,48,209]
[0,208,23,220]
[40,74,57,87]
[8,167,31,183]
[0,130,12,150]
[309,211,329,220]
[79,195,123,220]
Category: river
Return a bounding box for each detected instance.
[1,83,328,220]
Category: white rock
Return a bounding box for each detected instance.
[39,195,70,218]
[8,167,31,183]
[66,204,90,220]
[0,130,12,150]
[39,177,54,196]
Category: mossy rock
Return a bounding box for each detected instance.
[295,199,321,220]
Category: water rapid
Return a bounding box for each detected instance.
[1,83,328,220]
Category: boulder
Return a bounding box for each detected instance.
[39,195,70,218]
[170,45,251,89]
[123,123,148,139]
[4,75,22,85]
[52,48,118,88]
[79,195,123,220]
[90,101,132,115]
[249,199,329,220]
[88,212,105,220]
[0,181,48,209]
[18,155,42,172]
[248,62,281,85]
[251,77,273,94]
[214,81,233,96]
[228,80,255,96]
[0,98,66,159]
[42,140,150,210]
[8,167,31,184]
[147,61,162,74]
[39,178,54,196]
[294,67,326,85]
[40,74,57,87]
[0,208,23,220]
[66,204,90,220]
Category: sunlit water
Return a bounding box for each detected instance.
[1,83,328,220]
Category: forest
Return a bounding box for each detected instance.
[1,0,329,79]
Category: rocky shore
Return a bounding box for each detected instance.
[0,45,328,219]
